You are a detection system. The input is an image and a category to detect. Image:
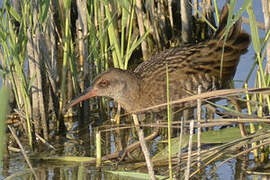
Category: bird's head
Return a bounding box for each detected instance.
[65,68,140,111]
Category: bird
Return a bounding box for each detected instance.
[65,4,250,114]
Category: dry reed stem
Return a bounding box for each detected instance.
[168,0,174,29]
[135,0,148,60]
[197,86,202,169]
[96,131,101,168]
[217,139,270,169]
[27,0,48,139]
[76,0,90,121]
[8,125,37,179]
[190,133,270,177]
[245,83,258,157]
[190,143,240,177]
[157,127,270,177]
[181,0,192,42]
[176,117,185,178]
[185,120,194,180]
[155,127,267,170]
[177,118,185,162]
[172,129,270,177]
[190,152,224,178]
[149,0,161,48]
[35,134,56,150]
[130,87,270,114]
[132,114,156,180]
[99,118,270,132]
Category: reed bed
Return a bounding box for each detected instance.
[0,0,270,179]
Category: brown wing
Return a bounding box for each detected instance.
[134,4,250,107]
[135,45,220,108]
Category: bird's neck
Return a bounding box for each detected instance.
[116,74,142,112]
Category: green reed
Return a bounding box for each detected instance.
[1,0,33,146]
[0,86,9,163]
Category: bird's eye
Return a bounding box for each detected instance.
[98,79,109,88]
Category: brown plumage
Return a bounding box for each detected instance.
[66,4,250,113]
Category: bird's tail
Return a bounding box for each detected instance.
[214,4,250,52]
[209,3,251,83]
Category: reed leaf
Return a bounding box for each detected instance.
[166,64,173,179]
[120,0,130,58]
[105,3,122,68]
[4,3,33,146]
[125,30,149,68]
[60,1,71,111]
[5,2,21,22]
[247,2,261,54]
[262,28,270,51]
[39,0,50,23]
[124,0,136,69]
[232,0,252,25]
[107,171,168,180]
[213,0,219,25]
[247,2,270,111]
[0,86,8,162]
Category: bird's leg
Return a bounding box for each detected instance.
[205,103,216,131]
[183,109,193,134]
[228,97,247,137]
[112,103,123,153]
[117,127,160,163]
[132,114,156,179]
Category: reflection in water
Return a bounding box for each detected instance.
[2,113,270,180]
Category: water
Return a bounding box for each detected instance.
[1,123,269,179]
[1,1,269,179]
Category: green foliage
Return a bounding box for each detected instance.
[40,156,96,162]
[153,127,242,160]
[4,2,21,22]
[107,171,169,180]
[0,86,9,163]
[39,0,50,23]
[247,2,261,54]
[1,0,33,146]
[246,1,270,111]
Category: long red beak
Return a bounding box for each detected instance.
[65,86,97,110]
